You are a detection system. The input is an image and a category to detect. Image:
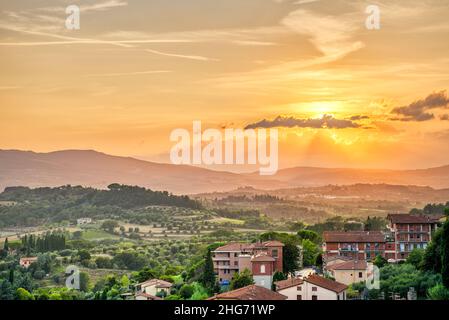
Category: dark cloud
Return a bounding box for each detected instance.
[245,114,360,130]
[349,115,370,121]
[391,90,449,121]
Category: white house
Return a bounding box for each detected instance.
[326,260,369,286]
[276,275,347,300]
[135,279,173,297]
[77,218,92,225]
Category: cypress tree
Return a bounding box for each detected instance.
[3,238,9,252]
[202,248,216,291]
[442,209,449,288]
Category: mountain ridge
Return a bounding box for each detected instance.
[2,149,449,194]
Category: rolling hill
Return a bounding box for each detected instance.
[1,149,449,194]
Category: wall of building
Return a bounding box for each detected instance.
[253,275,272,290]
[331,269,366,286]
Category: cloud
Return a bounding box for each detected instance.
[145,49,219,62]
[245,114,360,130]
[349,115,370,121]
[391,91,449,121]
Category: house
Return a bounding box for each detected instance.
[298,275,347,300]
[212,241,284,286]
[19,257,38,268]
[135,292,162,301]
[323,231,386,261]
[135,279,173,297]
[208,285,287,300]
[326,260,369,286]
[77,218,92,225]
[386,214,442,261]
[274,277,304,300]
[323,255,353,272]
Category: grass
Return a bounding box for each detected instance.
[210,217,245,225]
[81,229,119,241]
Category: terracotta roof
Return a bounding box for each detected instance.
[208,285,287,300]
[275,278,303,291]
[262,241,285,247]
[323,231,385,243]
[387,214,443,224]
[251,254,276,262]
[135,293,162,300]
[327,260,368,271]
[323,255,353,263]
[304,275,348,293]
[137,279,173,288]
[214,243,254,252]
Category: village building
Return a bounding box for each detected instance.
[323,231,386,261]
[135,279,173,297]
[135,292,162,301]
[77,218,93,225]
[386,214,442,261]
[212,241,284,286]
[275,275,347,300]
[208,284,287,300]
[19,257,38,268]
[326,260,370,286]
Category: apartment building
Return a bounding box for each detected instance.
[322,231,386,261]
[212,241,284,287]
[387,214,442,261]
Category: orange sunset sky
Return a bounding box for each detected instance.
[1,0,449,171]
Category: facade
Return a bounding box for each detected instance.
[19,257,38,268]
[212,241,284,285]
[135,292,162,300]
[208,285,287,300]
[326,260,369,286]
[387,214,442,261]
[323,231,386,261]
[135,279,172,297]
[276,275,347,300]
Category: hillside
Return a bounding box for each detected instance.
[2,149,449,194]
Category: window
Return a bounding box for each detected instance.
[272,249,278,258]
[234,261,238,266]
[297,286,302,291]
[312,287,317,292]
[312,295,318,300]
[234,253,238,257]
[359,272,363,278]
[260,264,266,274]
[297,295,302,300]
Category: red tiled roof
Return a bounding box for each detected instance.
[304,275,348,293]
[327,260,368,271]
[275,278,303,291]
[138,279,173,288]
[387,214,443,224]
[323,231,385,243]
[208,285,287,300]
[135,293,162,300]
[214,243,254,252]
[262,241,285,247]
[251,254,276,262]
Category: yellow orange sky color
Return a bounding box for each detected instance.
[1,0,449,171]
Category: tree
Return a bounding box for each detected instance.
[3,238,9,252]
[101,220,119,233]
[230,269,254,290]
[302,239,320,267]
[406,249,425,269]
[79,272,90,292]
[441,218,449,288]
[179,284,195,299]
[374,255,388,268]
[428,284,449,300]
[78,249,91,261]
[298,230,321,244]
[201,248,216,291]
[16,288,34,300]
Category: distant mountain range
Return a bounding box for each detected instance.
[1,149,449,194]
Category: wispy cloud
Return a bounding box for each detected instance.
[145,49,219,62]
[86,70,172,77]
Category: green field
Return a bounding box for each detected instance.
[81,229,119,241]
